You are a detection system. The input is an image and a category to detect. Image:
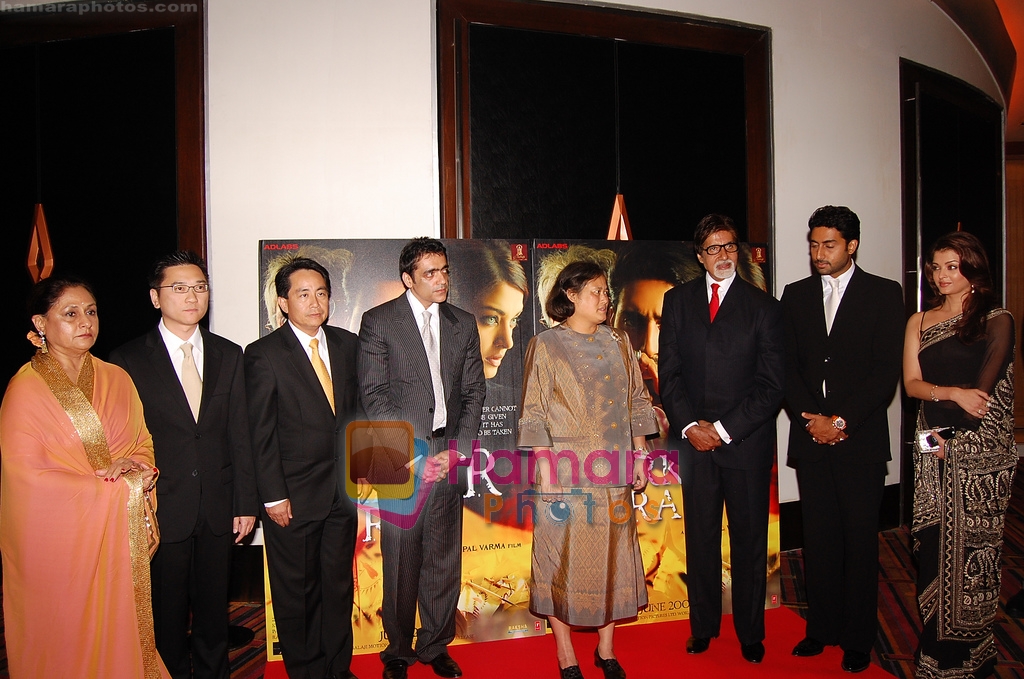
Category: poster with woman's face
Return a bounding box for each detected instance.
[447,240,532,455]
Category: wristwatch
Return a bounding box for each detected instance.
[831,415,847,431]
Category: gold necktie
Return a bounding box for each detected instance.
[180,342,202,422]
[309,338,335,414]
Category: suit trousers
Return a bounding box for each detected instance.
[680,458,770,645]
[262,491,357,679]
[379,479,463,664]
[150,507,233,679]
[796,457,886,653]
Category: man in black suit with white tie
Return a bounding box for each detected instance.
[244,257,361,679]
[110,251,258,679]
[782,206,904,673]
[659,214,785,665]
[358,237,485,679]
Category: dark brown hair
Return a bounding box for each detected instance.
[28,275,96,318]
[808,205,860,243]
[925,231,996,344]
[449,239,527,309]
[545,261,606,324]
[399,237,447,280]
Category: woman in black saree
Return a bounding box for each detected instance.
[902,231,1016,679]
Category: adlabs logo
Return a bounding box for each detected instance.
[536,243,568,249]
[263,243,300,250]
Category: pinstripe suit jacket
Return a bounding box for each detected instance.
[357,294,485,460]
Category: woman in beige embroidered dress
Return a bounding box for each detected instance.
[519,261,658,679]
[0,276,169,678]
[902,232,1015,679]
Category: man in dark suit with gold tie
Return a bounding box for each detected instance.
[659,214,785,665]
[357,237,486,679]
[110,251,258,679]
[244,257,361,679]
[782,206,904,673]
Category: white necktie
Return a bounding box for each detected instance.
[180,342,202,422]
[422,310,446,431]
[825,277,841,335]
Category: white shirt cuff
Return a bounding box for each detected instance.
[713,420,732,444]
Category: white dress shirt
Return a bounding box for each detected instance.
[821,261,856,395]
[157,320,204,380]
[287,321,331,378]
[821,260,856,314]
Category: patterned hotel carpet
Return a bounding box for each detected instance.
[0,460,1023,678]
[781,459,1024,679]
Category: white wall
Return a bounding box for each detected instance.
[205,0,1001,502]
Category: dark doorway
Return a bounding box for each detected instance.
[439,0,771,243]
[899,59,1004,524]
[0,30,176,372]
[467,26,748,241]
[0,3,205,383]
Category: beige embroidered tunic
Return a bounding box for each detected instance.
[517,324,657,486]
[517,324,658,626]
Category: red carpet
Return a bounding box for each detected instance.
[265,606,894,678]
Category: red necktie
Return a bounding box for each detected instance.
[709,283,720,322]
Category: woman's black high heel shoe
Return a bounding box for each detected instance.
[560,665,584,679]
[593,649,626,679]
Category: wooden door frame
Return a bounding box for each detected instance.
[437,0,772,243]
[0,0,207,257]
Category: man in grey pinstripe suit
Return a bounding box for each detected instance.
[357,237,486,679]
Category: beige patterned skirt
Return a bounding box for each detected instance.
[529,485,647,626]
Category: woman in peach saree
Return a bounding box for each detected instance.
[0,275,170,678]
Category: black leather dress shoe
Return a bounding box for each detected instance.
[686,636,711,654]
[1005,590,1024,617]
[593,648,626,679]
[792,637,825,657]
[841,650,871,673]
[741,642,765,663]
[382,659,408,679]
[428,652,463,678]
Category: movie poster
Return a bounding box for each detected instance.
[256,237,779,660]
